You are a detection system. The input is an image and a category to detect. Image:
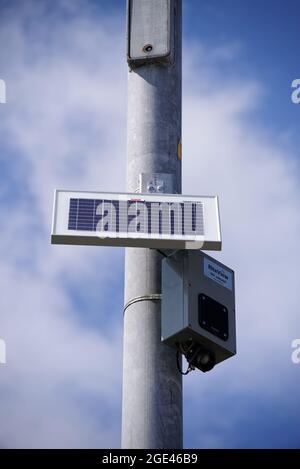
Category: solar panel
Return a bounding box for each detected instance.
[51,190,221,250]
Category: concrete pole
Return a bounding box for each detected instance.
[122,0,183,449]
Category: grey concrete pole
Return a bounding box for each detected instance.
[122,1,183,449]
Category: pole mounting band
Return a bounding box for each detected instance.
[124,294,162,314]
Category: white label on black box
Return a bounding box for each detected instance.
[204,258,233,291]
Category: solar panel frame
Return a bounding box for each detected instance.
[51,190,222,250]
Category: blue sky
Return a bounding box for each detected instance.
[0,0,299,449]
[184,0,300,138]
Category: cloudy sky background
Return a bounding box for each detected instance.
[0,0,299,448]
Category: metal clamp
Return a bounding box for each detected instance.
[124,294,162,314]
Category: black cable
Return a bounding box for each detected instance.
[176,350,191,376]
[156,249,168,258]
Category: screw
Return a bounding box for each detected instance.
[143,44,153,53]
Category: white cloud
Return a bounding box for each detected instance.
[0,0,125,448]
[182,43,300,448]
[0,0,299,449]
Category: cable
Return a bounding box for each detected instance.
[179,341,194,356]
[123,294,162,314]
[156,249,168,258]
[176,350,192,376]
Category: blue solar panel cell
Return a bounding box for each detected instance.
[67,198,205,237]
[68,198,78,230]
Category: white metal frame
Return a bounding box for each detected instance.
[51,190,222,250]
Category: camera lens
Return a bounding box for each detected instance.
[194,349,215,372]
[186,345,216,373]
